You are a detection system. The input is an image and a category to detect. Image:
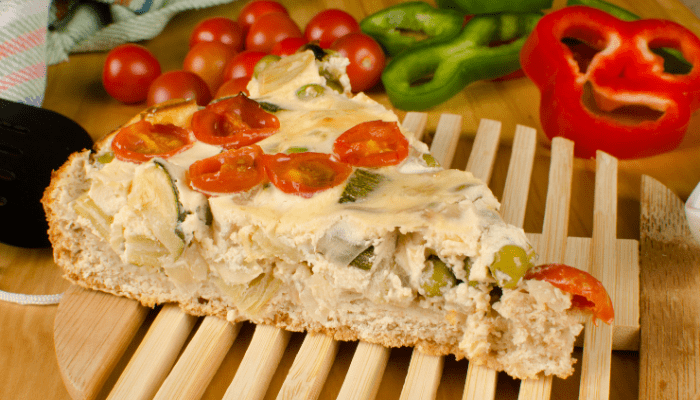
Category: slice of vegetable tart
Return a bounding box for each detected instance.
[43,48,612,380]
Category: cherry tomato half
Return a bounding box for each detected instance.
[183,41,237,95]
[524,263,614,326]
[111,119,193,163]
[191,95,280,149]
[304,9,360,49]
[271,37,308,56]
[189,17,244,52]
[238,0,289,35]
[102,44,161,104]
[147,70,212,106]
[223,50,267,81]
[215,77,251,98]
[246,12,303,53]
[263,151,352,198]
[189,144,266,195]
[333,120,409,167]
[330,32,385,92]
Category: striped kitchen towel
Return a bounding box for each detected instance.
[0,0,50,107]
[1,0,236,108]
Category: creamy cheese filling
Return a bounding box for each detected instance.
[82,49,534,319]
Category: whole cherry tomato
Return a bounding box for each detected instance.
[330,32,385,92]
[189,16,244,52]
[263,151,352,198]
[183,41,237,95]
[333,120,409,167]
[237,0,289,35]
[271,37,308,56]
[111,120,193,163]
[147,70,212,106]
[102,44,161,104]
[223,50,267,81]
[246,12,303,53]
[304,9,360,48]
[189,145,266,195]
[215,77,251,98]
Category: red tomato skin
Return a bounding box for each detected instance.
[246,12,303,53]
[524,263,615,325]
[215,77,251,98]
[333,120,409,167]
[189,17,244,52]
[263,152,352,198]
[189,144,265,194]
[102,44,161,104]
[331,32,385,92]
[191,95,280,149]
[147,70,212,106]
[304,9,360,48]
[111,120,193,163]
[223,50,267,81]
[183,41,237,95]
[238,0,289,35]
[271,37,308,56]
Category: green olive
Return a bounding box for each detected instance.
[488,245,535,289]
[97,152,115,164]
[421,256,457,297]
[296,84,325,100]
[463,258,478,287]
[253,54,282,78]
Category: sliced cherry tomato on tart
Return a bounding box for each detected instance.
[189,144,265,194]
[191,94,280,149]
[333,120,409,167]
[111,119,193,163]
[263,152,352,198]
[524,263,614,326]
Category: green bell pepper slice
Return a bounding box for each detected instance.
[381,12,541,111]
[359,2,464,57]
[436,0,552,14]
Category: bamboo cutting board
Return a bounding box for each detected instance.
[54,114,640,400]
[639,176,700,399]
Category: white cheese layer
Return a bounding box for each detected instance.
[83,49,532,314]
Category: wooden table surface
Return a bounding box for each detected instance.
[2,0,700,399]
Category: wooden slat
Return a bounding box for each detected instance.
[54,285,148,400]
[329,112,430,400]
[107,304,197,400]
[336,342,390,400]
[465,119,501,183]
[275,333,339,400]
[539,137,574,264]
[639,175,700,399]
[399,352,444,400]
[428,113,462,167]
[153,317,240,400]
[401,112,428,140]
[500,125,538,228]
[223,324,291,400]
[578,152,617,400]
[519,137,574,400]
[463,124,537,400]
[401,117,497,400]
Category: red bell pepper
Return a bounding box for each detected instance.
[520,6,700,159]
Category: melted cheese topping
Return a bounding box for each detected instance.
[85,50,530,307]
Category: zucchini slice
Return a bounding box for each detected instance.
[127,160,185,261]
